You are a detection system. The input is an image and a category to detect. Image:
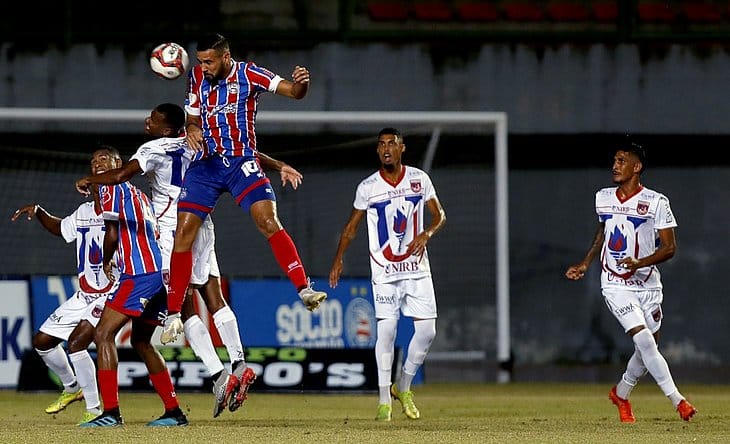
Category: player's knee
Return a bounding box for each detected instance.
[632,328,656,351]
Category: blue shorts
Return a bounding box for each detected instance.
[178,155,276,219]
[106,272,167,325]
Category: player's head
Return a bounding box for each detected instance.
[615,138,646,170]
[197,33,230,81]
[612,139,646,184]
[146,103,185,137]
[91,145,122,175]
[376,127,405,172]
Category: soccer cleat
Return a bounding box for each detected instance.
[45,388,84,414]
[390,384,420,419]
[160,313,184,344]
[146,408,189,427]
[228,363,256,412]
[375,404,392,421]
[212,371,238,418]
[77,410,101,425]
[677,399,698,421]
[299,279,327,312]
[608,386,636,423]
[78,410,123,427]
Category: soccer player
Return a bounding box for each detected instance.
[565,141,698,423]
[328,128,446,421]
[75,102,304,417]
[12,162,119,424]
[79,146,187,427]
[164,33,326,345]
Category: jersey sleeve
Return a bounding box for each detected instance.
[422,172,437,202]
[130,143,165,175]
[100,185,120,221]
[59,207,80,243]
[654,195,678,229]
[353,181,369,210]
[184,68,202,117]
[247,62,282,93]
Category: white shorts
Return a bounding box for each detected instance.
[39,291,108,340]
[602,287,663,334]
[157,217,220,287]
[372,277,437,320]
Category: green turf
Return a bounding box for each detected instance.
[1,383,727,443]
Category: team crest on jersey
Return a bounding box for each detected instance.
[637,201,649,215]
[410,179,422,193]
[228,82,239,94]
[101,186,112,206]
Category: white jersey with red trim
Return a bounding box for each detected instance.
[354,165,437,284]
[131,136,196,231]
[60,201,119,296]
[595,185,677,290]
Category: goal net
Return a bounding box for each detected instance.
[0,108,511,383]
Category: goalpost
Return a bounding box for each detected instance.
[0,108,511,383]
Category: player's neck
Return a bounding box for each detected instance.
[617,179,642,200]
[380,164,403,181]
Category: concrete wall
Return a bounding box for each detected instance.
[1,42,729,134]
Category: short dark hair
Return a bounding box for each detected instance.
[95,145,121,161]
[378,127,402,141]
[617,138,646,171]
[197,33,228,52]
[155,103,185,134]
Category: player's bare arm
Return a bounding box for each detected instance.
[75,160,143,194]
[617,226,677,271]
[275,65,309,99]
[406,197,446,258]
[565,222,606,280]
[329,209,366,288]
[185,116,205,151]
[12,204,62,236]
[258,152,303,189]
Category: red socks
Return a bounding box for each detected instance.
[149,370,179,410]
[98,369,119,410]
[268,229,308,291]
[168,251,192,314]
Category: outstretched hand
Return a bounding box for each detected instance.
[292,65,310,84]
[280,164,303,190]
[11,204,39,221]
[75,177,92,196]
[565,263,588,280]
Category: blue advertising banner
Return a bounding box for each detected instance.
[229,278,422,383]
[29,275,77,331]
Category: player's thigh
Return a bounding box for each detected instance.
[602,288,646,332]
[39,292,90,340]
[637,289,663,333]
[190,219,217,286]
[226,157,277,212]
[372,281,403,320]
[401,277,438,319]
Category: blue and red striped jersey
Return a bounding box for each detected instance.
[99,182,162,276]
[184,60,282,158]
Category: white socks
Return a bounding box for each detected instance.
[184,315,224,376]
[632,328,684,406]
[68,350,100,411]
[375,319,397,404]
[36,344,77,390]
[213,306,245,365]
[400,318,436,393]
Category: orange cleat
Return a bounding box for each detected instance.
[608,386,636,423]
[677,399,697,421]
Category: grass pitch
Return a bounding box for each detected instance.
[1,383,728,443]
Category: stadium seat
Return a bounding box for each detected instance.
[502,2,546,21]
[413,2,454,21]
[591,1,619,22]
[680,2,723,23]
[637,2,678,22]
[367,2,410,21]
[456,2,500,21]
[546,2,590,21]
